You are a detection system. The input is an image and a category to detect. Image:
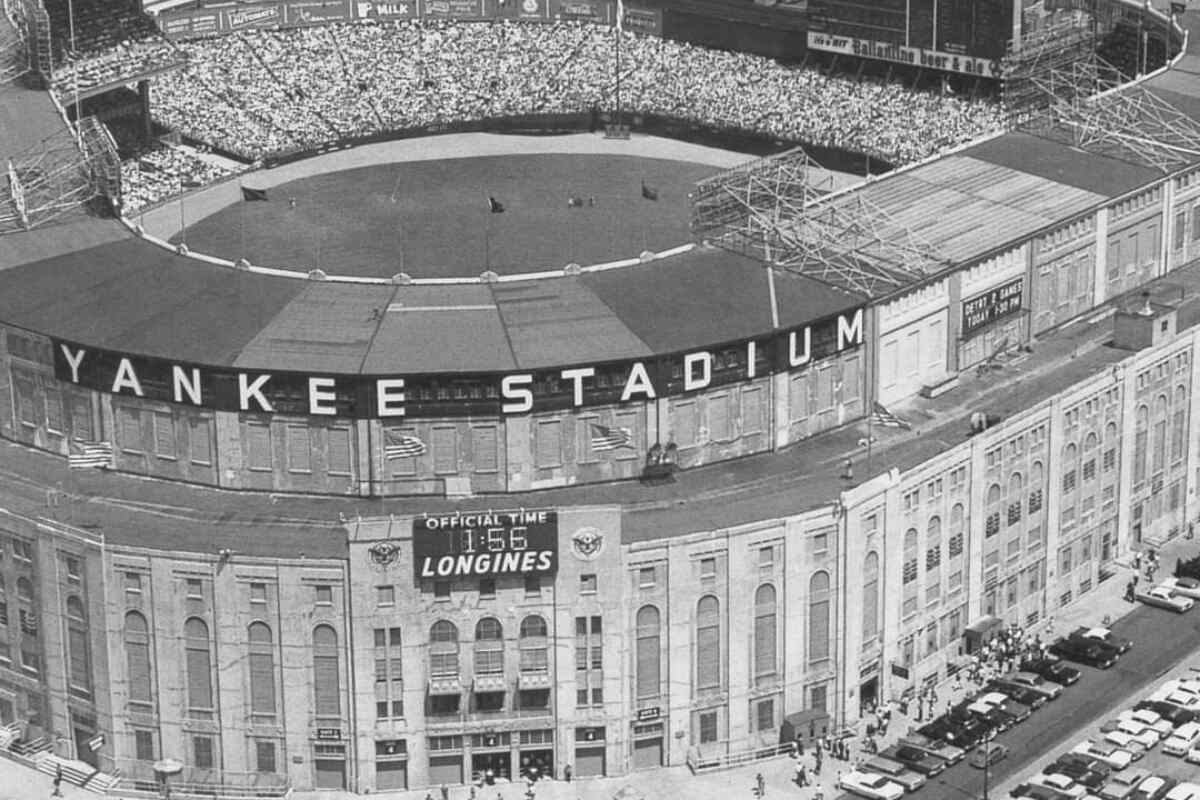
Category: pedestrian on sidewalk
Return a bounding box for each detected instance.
[442,783,451,800]
[51,763,62,798]
[564,764,572,782]
[756,772,766,796]
[795,762,809,787]
[814,788,824,800]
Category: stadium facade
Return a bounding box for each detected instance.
[1,0,1200,797]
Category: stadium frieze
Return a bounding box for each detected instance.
[49,308,863,419]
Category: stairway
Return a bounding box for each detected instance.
[36,753,121,793]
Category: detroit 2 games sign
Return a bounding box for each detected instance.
[413,510,558,578]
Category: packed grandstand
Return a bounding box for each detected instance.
[45,16,1013,212]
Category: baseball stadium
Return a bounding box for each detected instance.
[0,0,1198,796]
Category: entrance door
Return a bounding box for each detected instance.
[471,751,511,782]
[519,749,552,781]
[859,677,878,715]
[0,698,12,725]
[314,759,346,789]
[75,728,98,768]
[574,746,605,777]
[429,755,463,785]
[632,738,662,770]
[376,760,407,790]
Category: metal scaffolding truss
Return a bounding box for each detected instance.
[1031,86,1200,173]
[0,125,93,234]
[689,148,949,297]
[1001,16,1102,126]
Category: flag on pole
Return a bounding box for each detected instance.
[590,424,632,451]
[384,430,427,459]
[870,402,911,430]
[641,182,659,201]
[488,196,505,213]
[68,439,113,469]
[241,186,269,202]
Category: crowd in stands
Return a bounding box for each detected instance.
[144,20,1004,165]
[42,0,183,93]
[118,143,235,212]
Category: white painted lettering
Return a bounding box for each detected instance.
[621,362,656,401]
[60,345,85,383]
[308,377,337,416]
[838,308,864,350]
[789,328,812,367]
[376,378,406,417]
[112,358,145,396]
[746,340,757,379]
[560,367,595,407]
[238,373,274,412]
[172,365,202,406]
[683,351,712,391]
[501,374,533,414]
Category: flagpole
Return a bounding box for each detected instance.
[178,177,186,247]
[867,407,874,475]
[614,0,623,130]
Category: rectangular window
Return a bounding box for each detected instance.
[699,557,716,580]
[250,583,267,604]
[638,567,656,588]
[472,426,499,473]
[120,407,143,452]
[287,425,311,473]
[377,586,395,607]
[479,578,495,598]
[698,711,718,744]
[580,574,597,594]
[135,729,155,762]
[327,427,352,475]
[741,387,763,434]
[189,418,212,465]
[524,575,540,597]
[755,698,774,732]
[709,394,730,440]
[314,585,332,605]
[44,391,62,433]
[535,420,561,468]
[434,581,450,599]
[153,412,176,459]
[246,422,272,471]
[12,377,36,426]
[432,426,457,474]
[193,736,213,769]
[124,572,142,594]
[70,395,93,441]
[186,578,203,599]
[256,741,276,774]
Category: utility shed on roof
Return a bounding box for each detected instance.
[362,283,517,374]
[233,282,390,372]
[491,277,652,369]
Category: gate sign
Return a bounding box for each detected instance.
[961,277,1024,337]
[413,510,558,578]
[88,734,106,752]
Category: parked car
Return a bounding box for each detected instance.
[1162,721,1200,756]
[1003,670,1066,699]
[969,741,1009,769]
[1136,585,1195,613]
[838,769,905,800]
[1101,719,1162,748]
[1073,740,1135,770]
[947,702,1007,736]
[1157,576,1200,599]
[1050,637,1118,669]
[987,679,1050,709]
[1131,775,1178,800]
[1187,739,1200,764]
[1055,752,1113,778]
[1135,700,1198,727]
[899,733,966,765]
[880,743,946,777]
[1119,709,1174,737]
[1165,783,1200,800]
[861,756,927,792]
[1104,731,1151,757]
[1046,758,1107,790]
[1070,626,1133,653]
[1029,773,1088,798]
[1148,690,1200,712]
[963,699,1016,731]
[917,719,984,749]
[977,691,1034,722]
[1011,783,1075,800]
[1101,769,1153,800]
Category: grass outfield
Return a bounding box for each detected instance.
[173,154,720,279]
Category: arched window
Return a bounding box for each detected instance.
[474,618,504,675]
[1104,422,1118,474]
[949,503,966,558]
[248,622,275,716]
[312,624,340,718]
[753,584,777,684]
[1083,433,1099,482]
[65,596,90,696]
[986,484,1001,536]
[429,620,459,677]
[1135,405,1149,482]
[902,528,918,584]
[1172,387,1187,463]
[519,615,548,674]
[695,596,721,690]
[124,611,152,707]
[184,617,213,710]
[1007,472,1023,525]
[636,606,661,700]
[1029,462,1044,514]
[808,572,831,662]
[926,516,942,569]
[1062,443,1078,493]
[862,552,880,644]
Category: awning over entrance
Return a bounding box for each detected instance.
[963,615,1004,654]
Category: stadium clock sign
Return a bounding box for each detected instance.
[48,307,863,419]
[412,509,558,578]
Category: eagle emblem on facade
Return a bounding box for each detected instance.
[571,527,604,561]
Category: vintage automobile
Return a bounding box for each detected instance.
[1156,576,1200,599]
[838,769,906,800]
[1021,657,1082,686]
[1136,585,1195,613]
[1073,740,1136,770]
[1002,670,1065,700]
[1070,626,1133,653]
[1050,637,1118,669]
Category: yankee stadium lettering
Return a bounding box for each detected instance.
[50,307,862,419]
[413,510,558,578]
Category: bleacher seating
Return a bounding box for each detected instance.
[41,0,157,63]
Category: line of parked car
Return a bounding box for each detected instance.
[836,653,1080,799]
[1134,576,1200,613]
[1006,671,1200,800]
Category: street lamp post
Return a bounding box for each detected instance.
[982,731,996,800]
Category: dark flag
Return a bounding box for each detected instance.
[241,186,269,202]
[488,196,505,213]
[641,182,659,201]
[589,424,632,452]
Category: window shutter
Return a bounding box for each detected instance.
[71,395,93,441]
[249,652,276,714]
[708,395,729,441]
[809,599,830,661]
[154,412,175,458]
[327,427,352,474]
[789,376,808,421]
[247,423,271,470]
[314,654,340,717]
[186,646,213,708]
[742,388,762,434]
[68,625,90,690]
[696,624,720,688]
[472,427,498,472]
[126,641,151,703]
[636,635,659,698]
[432,427,457,474]
[675,402,696,447]
[189,418,212,465]
[287,425,311,472]
[121,408,142,451]
[45,391,63,432]
[535,420,561,468]
[753,612,775,678]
